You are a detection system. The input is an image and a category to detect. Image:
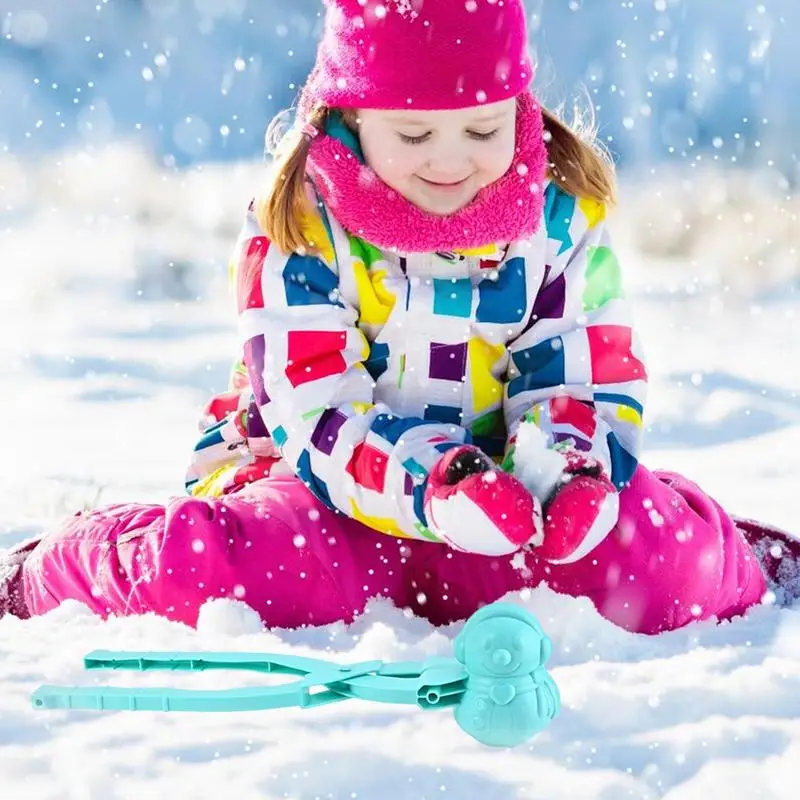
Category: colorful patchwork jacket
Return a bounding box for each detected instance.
[186,180,648,544]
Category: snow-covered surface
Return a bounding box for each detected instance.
[0,148,798,799]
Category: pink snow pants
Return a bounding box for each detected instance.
[21,466,767,635]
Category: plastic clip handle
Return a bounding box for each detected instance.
[30,682,322,713]
[82,649,335,677]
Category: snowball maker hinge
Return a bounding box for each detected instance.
[30,602,561,748]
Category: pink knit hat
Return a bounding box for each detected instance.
[299,0,535,115]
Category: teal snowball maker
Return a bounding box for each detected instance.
[31,602,560,749]
[453,603,560,747]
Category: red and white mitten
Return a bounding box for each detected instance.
[513,424,618,564]
[424,445,543,556]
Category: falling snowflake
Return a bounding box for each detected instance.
[391,0,421,20]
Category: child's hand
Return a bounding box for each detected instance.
[510,421,618,564]
[534,449,617,564]
[424,445,544,556]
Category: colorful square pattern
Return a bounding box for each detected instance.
[286,330,348,388]
[433,278,472,318]
[429,342,468,381]
[236,236,268,313]
[346,442,390,493]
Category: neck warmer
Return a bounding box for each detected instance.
[305,91,548,254]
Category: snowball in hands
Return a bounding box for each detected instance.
[512,421,570,503]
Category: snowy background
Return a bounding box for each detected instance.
[1,1,799,798]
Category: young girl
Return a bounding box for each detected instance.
[2,0,797,635]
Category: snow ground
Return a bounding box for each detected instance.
[0,146,798,799]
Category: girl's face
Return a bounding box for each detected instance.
[356,97,517,216]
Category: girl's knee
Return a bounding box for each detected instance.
[159,492,362,627]
[35,502,164,552]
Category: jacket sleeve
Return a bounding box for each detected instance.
[502,183,648,501]
[233,200,471,542]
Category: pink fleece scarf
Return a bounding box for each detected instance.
[305,91,548,254]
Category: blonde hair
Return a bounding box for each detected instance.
[256,100,616,255]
